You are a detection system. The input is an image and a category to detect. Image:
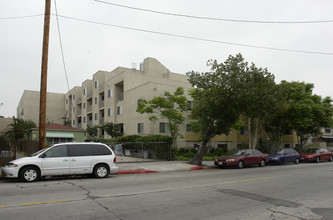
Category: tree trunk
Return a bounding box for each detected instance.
[188,139,209,166]
[253,118,259,149]
[248,117,252,149]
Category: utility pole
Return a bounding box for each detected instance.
[39,0,51,149]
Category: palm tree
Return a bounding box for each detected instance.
[5,118,36,141]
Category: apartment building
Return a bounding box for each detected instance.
[17,90,65,125]
[65,57,193,145]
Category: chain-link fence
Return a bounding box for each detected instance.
[108,142,171,161]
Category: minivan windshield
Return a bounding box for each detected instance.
[30,147,50,157]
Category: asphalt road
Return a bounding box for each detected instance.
[1,162,333,220]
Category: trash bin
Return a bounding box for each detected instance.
[143,151,149,159]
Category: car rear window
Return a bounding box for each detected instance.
[93,145,112,156]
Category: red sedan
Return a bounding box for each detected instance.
[300,148,333,163]
[214,149,269,169]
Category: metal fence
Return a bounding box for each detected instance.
[0,140,39,167]
[108,142,171,161]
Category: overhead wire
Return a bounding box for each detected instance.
[94,0,333,24]
[54,0,70,91]
[1,13,333,56]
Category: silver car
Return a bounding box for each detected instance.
[2,142,118,182]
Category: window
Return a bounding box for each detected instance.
[159,122,170,133]
[66,99,68,104]
[137,99,143,107]
[95,113,98,120]
[240,127,248,135]
[325,129,331,134]
[95,97,98,104]
[252,150,261,155]
[187,100,192,110]
[72,120,75,125]
[108,108,112,117]
[83,103,86,109]
[83,116,86,123]
[138,123,144,134]
[186,124,192,132]
[101,95,104,101]
[117,106,122,115]
[108,89,112,98]
[68,145,93,157]
[93,145,112,156]
[73,95,75,100]
[94,80,98,88]
[44,145,67,157]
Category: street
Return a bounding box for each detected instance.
[1,162,333,220]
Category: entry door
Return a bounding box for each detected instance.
[41,145,70,176]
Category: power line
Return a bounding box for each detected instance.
[0,14,44,20]
[94,0,333,24]
[54,0,70,91]
[57,14,333,56]
[1,13,333,55]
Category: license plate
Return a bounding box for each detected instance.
[218,162,223,165]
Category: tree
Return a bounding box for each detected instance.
[137,87,188,148]
[186,54,245,165]
[100,122,122,138]
[279,81,333,150]
[5,118,36,141]
[238,62,276,149]
[86,125,98,138]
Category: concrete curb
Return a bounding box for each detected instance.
[117,170,159,174]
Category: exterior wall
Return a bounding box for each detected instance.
[0,117,14,135]
[29,129,85,143]
[17,90,65,125]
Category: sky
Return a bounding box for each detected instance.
[1,0,333,118]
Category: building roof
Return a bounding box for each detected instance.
[33,123,84,131]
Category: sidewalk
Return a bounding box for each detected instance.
[116,156,215,174]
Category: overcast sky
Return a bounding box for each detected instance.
[1,0,333,118]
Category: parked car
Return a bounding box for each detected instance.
[214,149,269,169]
[300,148,333,163]
[269,148,300,165]
[1,143,118,182]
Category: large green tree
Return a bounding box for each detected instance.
[5,118,36,141]
[186,54,245,165]
[279,81,333,149]
[238,62,276,149]
[137,87,188,148]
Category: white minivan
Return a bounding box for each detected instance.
[1,143,118,182]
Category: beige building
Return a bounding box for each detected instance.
[0,117,14,136]
[65,57,193,146]
[17,90,65,125]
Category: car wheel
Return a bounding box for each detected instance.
[237,160,244,169]
[93,164,110,178]
[329,156,333,162]
[295,158,300,164]
[316,157,320,163]
[218,165,223,169]
[259,159,266,167]
[19,166,40,182]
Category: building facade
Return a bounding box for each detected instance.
[65,57,193,146]
[17,90,65,125]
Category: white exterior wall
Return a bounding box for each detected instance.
[17,90,65,125]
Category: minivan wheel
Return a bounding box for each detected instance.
[93,164,109,178]
[19,166,40,182]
